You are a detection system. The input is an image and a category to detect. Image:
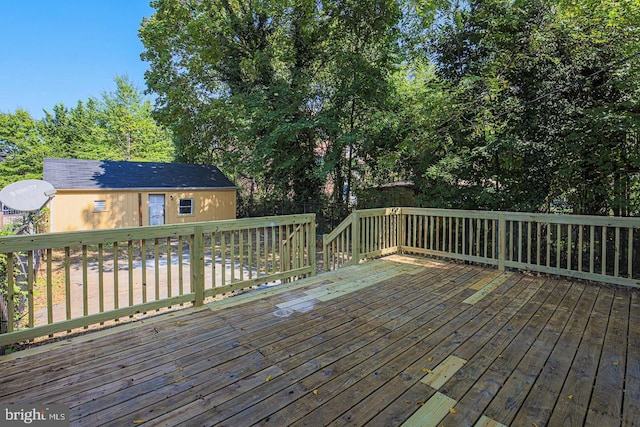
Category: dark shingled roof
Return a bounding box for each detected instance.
[43,158,236,190]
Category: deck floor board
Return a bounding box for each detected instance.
[547,287,615,426]
[1,254,638,426]
[483,279,583,426]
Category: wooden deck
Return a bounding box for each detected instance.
[1,255,639,426]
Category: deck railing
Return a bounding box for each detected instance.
[322,208,401,270]
[323,207,640,288]
[0,214,315,347]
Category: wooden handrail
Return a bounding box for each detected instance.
[0,214,317,347]
[4,207,638,348]
[323,209,400,271]
[0,214,315,252]
[323,212,355,243]
[323,207,640,288]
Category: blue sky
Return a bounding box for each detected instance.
[0,1,155,119]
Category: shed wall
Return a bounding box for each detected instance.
[49,189,236,232]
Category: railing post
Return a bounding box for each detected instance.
[297,224,303,271]
[399,209,405,253]
[322,233,329,272]
[310,215,317,276]
[6,253,14,332]
[281,236,288,283]
[498,214,506,272]
[352,211,360,266]
[192,226,205,306]
[285,236,290,275]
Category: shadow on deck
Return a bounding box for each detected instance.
[1,255,638,426]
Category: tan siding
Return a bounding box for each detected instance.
[164,190,236,224]
[49,189,236,232]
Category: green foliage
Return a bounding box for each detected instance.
[140,0,640,215]
[0,110,49,188]
[41,75,175,163]
[140,0,405,210]
[99,75,174,161]
[545,0,640,215]
[422,0,640,214]
[0,229,26,330]
[40,100,108,160]
[0,76,174,188]
[5,0,636,220]
[139,0,640,216]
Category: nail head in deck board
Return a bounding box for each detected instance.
[400,391,457,427]
[420,355,468,390]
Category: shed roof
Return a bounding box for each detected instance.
[43,158,236,190]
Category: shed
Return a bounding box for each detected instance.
[43,158,236,232]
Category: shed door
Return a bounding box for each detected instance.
[148,194,165,226]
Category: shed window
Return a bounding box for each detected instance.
[179,198,193,215]
[94,200,107,211]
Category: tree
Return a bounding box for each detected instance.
[317,0,403,208]
[99,75,174,161]
[0,110,48,188]
[377,60,457,204]
[140,0,404,213]
[141,0,323,208]
[545,0,640,215]
[40,100,108,160]
[140,0,640,217]
[423,0,640,214]
[38,76,174,163]
[0,77,175,189]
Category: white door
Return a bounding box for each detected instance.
[148,194,165,226]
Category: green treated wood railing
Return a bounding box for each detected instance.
[323,207,640,288]
[322,208,401,270]
[0,214,316,347]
